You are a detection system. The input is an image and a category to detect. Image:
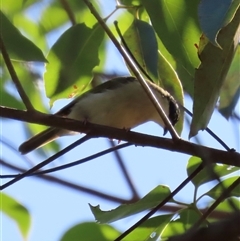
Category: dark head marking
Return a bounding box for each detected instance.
[163,97,180,135]
[169,97,180,126]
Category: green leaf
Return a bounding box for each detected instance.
[124,215,173,241]
[0,11,47,62]
[141,0,201,95]
[60,222,120,241]
[219,44,240,119]
[190,7,240,137]
[198,0,239,46]
[123,18,159,80]
[44,23,105,105]
[1,193,31,239]
[118,0,141,5]
[211,197,240,214]
[187,156,239,188]
[161,208,203,238]
[205,176,240,199]
[13,13,47,53]
[90,185,172,223]
[40,0,98,33]
[1,0,39,14]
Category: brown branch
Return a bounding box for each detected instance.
[60,0,76,25]
[0,35,34,111]
[1,106,239,166]
[109,140,140,200]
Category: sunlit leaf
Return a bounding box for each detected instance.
[205,176,240,199]
[211,197,240,214]
[161,208,203,238]
[40,0,98,33]
[44,23,105,105]
[187,156,239,188]
[1,0,39,14]
[0,11,47,62]
[13,14,47,53]
[90,185,172,223]
[118,0,141,5]
[60,222,120,241]
[1,193,31,239]
[124,215,173,241]
[190,7,240,137]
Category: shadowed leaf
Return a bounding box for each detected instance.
[190,7,240,137]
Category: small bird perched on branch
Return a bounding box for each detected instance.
[19,76,180,154]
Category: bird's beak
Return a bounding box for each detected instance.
[163,128,168,136]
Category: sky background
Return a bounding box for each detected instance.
[1,1,239,241]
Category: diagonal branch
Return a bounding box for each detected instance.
[0,35,34,111]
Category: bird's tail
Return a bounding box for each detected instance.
[19,127,60,154]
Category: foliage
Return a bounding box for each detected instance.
[0,0,239,241]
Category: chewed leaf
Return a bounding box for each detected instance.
[90,185,171,223]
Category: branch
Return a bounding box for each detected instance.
[60,0,76,25]
[1,158,234,218]
[0,158,131,203]
[1,106,240,167]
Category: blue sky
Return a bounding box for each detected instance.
[1,1,240,240]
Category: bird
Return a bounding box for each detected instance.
[19,76,180,154]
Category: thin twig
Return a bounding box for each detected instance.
[0,35,34,111]
[109,140,140,200]
[183,106,233,151]
[0,135,91,190]
[1,143,132,177]
[1,158,233,219]
[82,0,180,141]
[0,158,132,203]
[60,0,76,25]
